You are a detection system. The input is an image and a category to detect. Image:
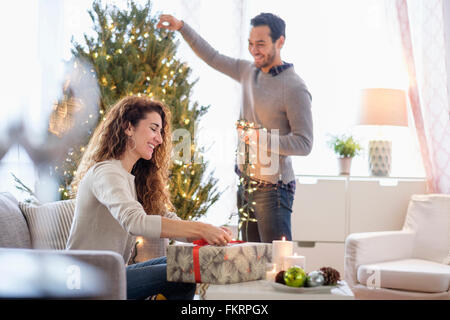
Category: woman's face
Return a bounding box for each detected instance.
[127,111,163,160]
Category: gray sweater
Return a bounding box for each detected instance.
[180,23,313,184]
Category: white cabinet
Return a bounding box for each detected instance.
[348,178,427,233]
[291,177,347,242]
[294,242,345,274]
[291,175,427,275]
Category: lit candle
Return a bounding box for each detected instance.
[266,264,277,282]
[272,236,293,271]
[283,253,306,270]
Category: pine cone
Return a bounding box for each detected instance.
[275,271,286,284]
[319,267,340,285]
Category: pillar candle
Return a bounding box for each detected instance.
[272,236,293,271]
[265,264,277,282]
[283,253,306,270]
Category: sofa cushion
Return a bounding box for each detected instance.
[19,200,75,250]
[357,259,450,293]
[0,193,32,248]
[403,194,450,264]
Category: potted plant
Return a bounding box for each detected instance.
[327,134,362,175]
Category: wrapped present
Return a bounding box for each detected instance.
[167,240,272,284]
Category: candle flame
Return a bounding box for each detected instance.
[281,236,286,241]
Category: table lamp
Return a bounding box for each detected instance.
[358,88,408,176]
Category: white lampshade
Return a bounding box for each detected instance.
[358,88,408,127]
[358,88,408,176]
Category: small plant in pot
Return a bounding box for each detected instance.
[327,134,362,175]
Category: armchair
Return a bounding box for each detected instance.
[344,194,450,299]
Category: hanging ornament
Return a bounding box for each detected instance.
[235,119,262,240]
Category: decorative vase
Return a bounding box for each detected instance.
[338,157,353,175]
[368,140,391,176]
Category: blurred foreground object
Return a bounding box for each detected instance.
[0,248,108,299]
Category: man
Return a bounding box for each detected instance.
[157,13,313,242]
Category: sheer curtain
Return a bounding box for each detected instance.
[151,0,247,226]
[394,0,450,194]
[0,0,64,201]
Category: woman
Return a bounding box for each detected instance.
[66,95,232,300]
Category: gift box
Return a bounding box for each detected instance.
[166,241,272,284]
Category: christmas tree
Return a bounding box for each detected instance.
[54,0,221,220]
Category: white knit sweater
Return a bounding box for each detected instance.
[66,159,179,264]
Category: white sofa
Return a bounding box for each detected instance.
[344,194,450,299]
[0,192,126,299]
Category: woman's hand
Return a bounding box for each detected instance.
[220,226,233,238]
[200,223,233,246]
[157,14,184,31]
[161,218,232,245]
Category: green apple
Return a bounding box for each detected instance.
[283,266,307,287]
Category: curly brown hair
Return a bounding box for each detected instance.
[71,95,174,215]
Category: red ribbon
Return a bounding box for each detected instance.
[191,239,245,283]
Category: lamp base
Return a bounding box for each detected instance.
[368,140,391,176]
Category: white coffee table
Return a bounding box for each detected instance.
[202,280,354,300]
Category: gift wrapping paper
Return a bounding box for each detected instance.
[167,242,272,284]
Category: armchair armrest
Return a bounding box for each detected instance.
[0,248,126,299]
[344,230,415,287]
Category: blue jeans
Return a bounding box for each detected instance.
[126,256,196,300]
[237,183,294,242]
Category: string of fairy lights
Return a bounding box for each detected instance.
[235,119,261,241]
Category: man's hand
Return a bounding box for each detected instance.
[157,14,184,31]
